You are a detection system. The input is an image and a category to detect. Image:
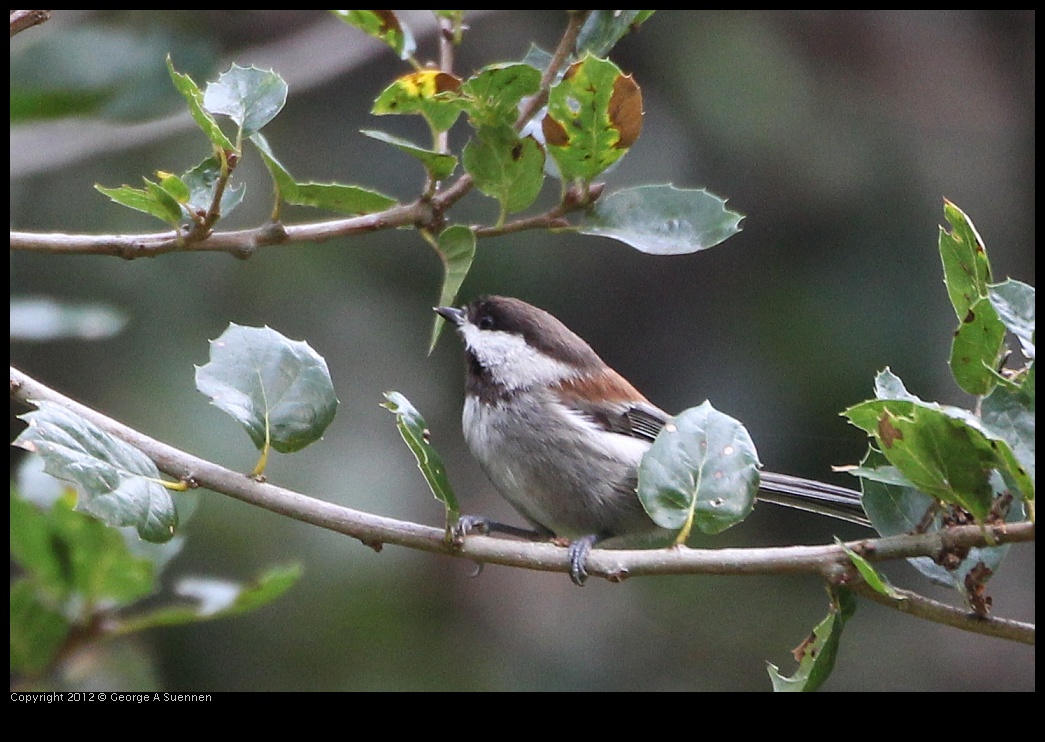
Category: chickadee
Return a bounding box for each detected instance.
[436,295,868,585]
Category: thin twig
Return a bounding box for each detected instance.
[10,364,1035,645]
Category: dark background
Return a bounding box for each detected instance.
[11,10,1034,691]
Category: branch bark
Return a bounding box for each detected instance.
[10,365,1035,645]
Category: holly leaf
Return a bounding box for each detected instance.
[939,199,992,320]
[768,588,856,692]
[360,129,457,182]
[167,55,234,151]
[381,392,459,532]
[429,225,476,353]
[372,70,464,133]
[13,401,178,543]
[331,10,416,60]
[462,127,545,216]
[579,184,743,255]
[542,54,642,181]
[637,401,760,543]
[252,132,396,214]
[195,324,339,460]
[203,64,287,138]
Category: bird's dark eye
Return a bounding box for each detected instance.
[477,312,495,330]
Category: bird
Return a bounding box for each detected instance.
[436,295,868,585]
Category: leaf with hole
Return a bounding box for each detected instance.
[637,401,760,543]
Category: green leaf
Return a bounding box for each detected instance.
[835,537,902,598]
[252,133,396,214]
[856,447,1020,591]
[982,380,1035,486]
[461,63,542,129]
[462,128,545,216]
[577,10,656,57]
[289,182,398,215]
[13,401,178,543]
[542,54,643,181]
[331,10,416,60]
[10,579,71,675]
[768,587,855,692]
[381,392,459,531]
[195,324,339,455]
[10,297,128,341]
[989,278,1035,359]
[156,171,190,203]
[95,177,185,227]
[579,184,744,255]
[181,156,245,219]
[167,56,235,151]
[843,370,1033,519]
[939,199,992,320]
[11,487,156,603]
[949,295,1005,395]
[637,401,760,543]
[203,64,287,138]
[372,70,465,133]
[115,564,302,634]
[429,226,476,353]
[361,129,458,181]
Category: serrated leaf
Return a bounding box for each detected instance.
[579,184,744,255]
[195,324,338,456]
[856,447,1019,591]
[989,278,1035,360]
[462,128,545,216]
[203,64,287,138]
[251,132,396,214]
[844,370,1033,513]
[577,10,656,57]
[939,199,992,320]
[372,70,464,133]
[95,178,184,226]
[114,564,302,634]
[331,10,416,60]
[461,63,542,129]
[381,392,459,530]
[10,579,71,675]
[768,587,855,692]
[542,54,642,181]
[361,129,458,181]
[156,171,190,203]
[637,401,760,542]
[982,381,1035,485]
[10,297,128,341]
[290,182,398,214]
[167,55,235,151]
[950,295,1005,395]
[429,226,476,353]
[13,401,178,543]
[11,488,156,603]
[181,156,245,219]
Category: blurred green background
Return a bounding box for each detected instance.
[10,10,1034,691]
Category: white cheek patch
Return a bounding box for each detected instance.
[460,324,577,390]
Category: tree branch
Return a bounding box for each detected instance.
[10,365,1035,645]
